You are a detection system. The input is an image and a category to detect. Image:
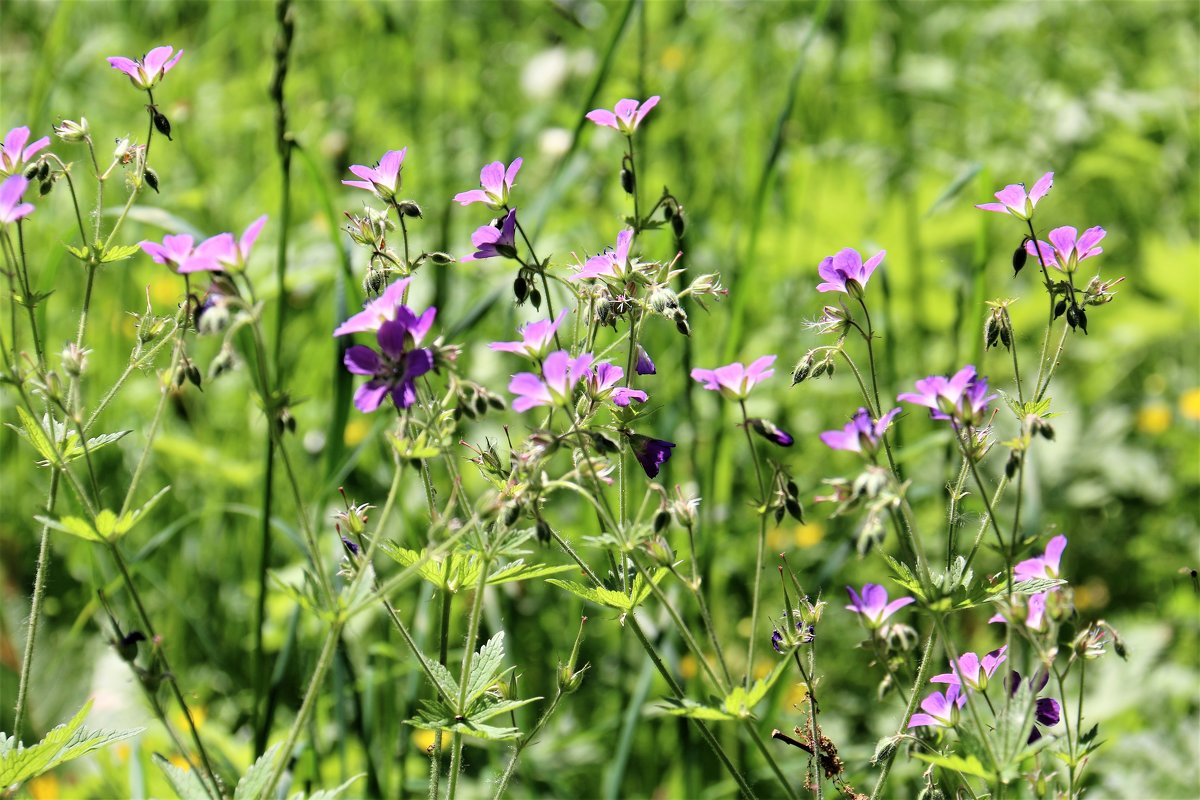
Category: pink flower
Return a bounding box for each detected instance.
[976,172,1053,220]
[586,96,660,134]
[1024,226,1106,274]
[0,175,35,225]
[489,310,568,359]
[343,148,406,201]
[454,158,522,208]
[1014,535,1067,583]
[691,356,776,400]
[207,215,267,271]
[908,685,967,729]
[1,127,50,176]
[509,350,594,412]
[931,646,1008,692]
[844,583,914,628]
[586,361,648,407]
[570,229,634,281]
[461,208,518,262]
[107,46,184,90]
[334,278,434,344]
[140,233,228,274]
[816,248,885,296]
[898,365,995,425]
[820,408,901,454]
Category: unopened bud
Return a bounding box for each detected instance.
[397,200,422,218]
[60,342,90,378]
[39,178,53,196]
[427,251,455,265]
[792,353,814,385]
[529,288,542,310]
[54,117,90,143]
[144,167,160,194]
[1005,450,1021,479]
[513,275,528,303]
[363,268,388,297]
[671,208,685,238]
[113,136,131,161]
[535,519,552,545]
[649,286,680,314]
[1053,299,1067,320]
[645,535,674,567]
[116,631,146,663]
[653,509,671,533]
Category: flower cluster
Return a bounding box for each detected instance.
[336,283,437,413]
[140,216,267,274]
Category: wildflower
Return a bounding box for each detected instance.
[844,583,914,629]
[1005,670,1061,743]
[691,355,776,400]
[333,279,435,340]
[820,407,901,454]
[489,310,568,359]
[898,365,995,426]
[454,157,522,208]
[747,418,793,447]
[804,305,852,337]
[53,118,89,143]
[908,685,967,729]
[585,361,648,407]
[931,646,1008,692]
[635,345,656,375]
[1024,226,1106,273]
[208,215,267,271]
[139,233,228,274]
[508,350,594,412]
[343,315,437,412]
[771,620,815,653]
[342,148,406,201]
[1,127,50,176]
[1015,535,1067,583]
[107,46,184,90]
[627,434,675,478]
[1025,592,1049,631]
[461,208,518,262]
[816,247,886,297]
[0,175,34,225]
[586,96,660,134]
[975,172,1054,220]
[570,229,634,282]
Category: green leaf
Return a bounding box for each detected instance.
[9,406,59,466]
[234,743,283,800]
[425,658,460,702]
[998,578,1067,596]
[0,701,142,789]
[546,579,637,611]
[51,429,133,467]
[291,775,365,800]
[65,243,91,261]
[35,514,105,543]
[465,632,506,707]
[153,752,210,800]
[101,243,142,263]
[466,697,540,724]
[911,752,995,781]
[658,698,737,721]
[35,486,170,545]
[484,559,575,585]
[883,554,924,600]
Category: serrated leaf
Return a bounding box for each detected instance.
[46,429,133,467]
[658,698,737,721]
[465,633,506,707]
[546,579,637,611]
[425,659,460,701]
[0,702,142,789]
[485,560,575,585]
[467,696,540,723]
[65,243,91,261]
[883,554,925,600]
[35,486,170,545]
[405,717,522,741]
[35,514,105,543]
[911,752,995,781]
[292,775,364,800]
[154,752,210,800]
[234,743,283,800]
[996,578,1067,596]
[10,406,59,466]
[101,243,142,263]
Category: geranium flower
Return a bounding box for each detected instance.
[628,434,675,478]
[975,172,1054,220]
[908,685,967,729]
[207,215,267,271]
[1006,670,1062,743]
[461,208,518,262]
[489,310,567,359]
[570,229,634,281]
[0,175,34,225]
[1015,535,1067,583]
[1024,226,1106,273]
[107,46,184,90]
[691,356,776,400]
[508,350,594,412]
[586,96,660,134]
[820,407,901,454]
[987,591,1051,631]
[898,365,995,425]
[333,279,436,342]
[635,345,656,375]
[454,158,522,208]
[342,148,406,201]
[844,583,914,629]
[140,233,228,274]
[585,361,647,407]
[816,247,886,296]
[931,646,1008,692]
[1,127,50,176]
[344,315,436,412]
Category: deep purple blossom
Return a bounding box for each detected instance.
[628,434,675,478]
[1015,535,1067,583]
[635,345,656,375]
[1,127,50,176]
[975,172,1054,220]
[820,407,901,454]
[931,645,1008,692]
[489,310,567,359]
[107,46,183,90]
[0,175,34,225]
[1024,226,1106,274]
[844,583,914,629]
[462,208,518,262]
[691,356,776,400]
[508,350,594,412]
[748,418,794,447]
[207,215,267,271]
[898,365,995,425]
[140,233,228,274]
[586,97,660,134]
[816,247,886,296]
[1006,670,1062,743]
[585,361,648,407]
[344,316,436,412]
[343,148,406,201]
[454,158,522,208]
[908,685,967,729]
[571,229,634,281]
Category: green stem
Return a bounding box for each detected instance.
[738,400,769,689]
[447,551,492,800]
[12,472,59,738]
[870,628,938,800]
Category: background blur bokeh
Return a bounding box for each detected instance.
[2,0,1198,797]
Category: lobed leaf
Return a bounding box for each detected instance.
[0,702,142,790]
[153,752,210,800]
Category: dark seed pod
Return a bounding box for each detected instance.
[999,325,1012,349]
[473,393,489,416]
[153,110,172,140]
[39,179,53,196]
[398,201,423,218]
[1065,305,1078,330]
[674,315,690,337]
[37,161,50,181]
[23,162,39,179]
[1005,450,1021,479]
[1053,299,1067,319]
[502,504,521,527]
[513,275,528,303]
[1012,242,1028,275]
[653,509,671,533]
[785,497,804,523]
[529,288,542,310]
[786,479,799,498]
[117,631,147,662]
[1037,419,1055,441]
[535,519,552,545]
[662,204,674,222]
[487,395,506,411]
[590,432,619,454]
[144,168,160,194]
[773,505,785,525]
[671,209,685,238]
[985,319,1000,350]
[186,363,203,388]
[620,168,635,195]
[1076,307,1088,334]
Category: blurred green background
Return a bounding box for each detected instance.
[2,0,1198,797]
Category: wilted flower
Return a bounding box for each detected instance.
[461,208,518,262]
[908,685,967,729]
[931,646,1008,692]
[635,345,656,375]
[1005,670,1061,743]
[342,148,406,201]
[140,233,228,274]
[691,355,776,400]
[816,247,885,297]
[343,314,436,412]
[0,175,34,225]
[107,46,184,90]
[1,127,50,176]
[1015,535,1067,584]
[771,619,816,653]
[508,350,594,412]
[820,407,901,454]
[53,118,89,143]
[1025,226,1106,274]
[571,229,635,282]
[844,583,914,629]
[454,157,522,208]
[489,310,568,359]
[898,365,995,426]
[586,96,660,134]
[627,434,675,478]
[975,172,1053,220]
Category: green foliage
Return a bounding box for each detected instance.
[0,702,141,791]
[34,486,169,544]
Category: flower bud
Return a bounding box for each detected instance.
[116,630,146,663]
[363,268,388,297]
[1053,299,1067,320]
[649,286,680,314]
[535,519,552,545]
[671,207,685,238]
[513,275,528,304]
[556,616,589,694]
[208,345,238,378]
[1005,450,1021,479]
[397,200,422,218]
[792,352,815,385]
[653,508,671,533]
[54,117,90,143]
[113,136,131,161]
[60,342,90,378]
[427,251,455,265]
[39,178,53,196]
[529,288,542,310]
[644,535,674,567]
[23,162,39,179]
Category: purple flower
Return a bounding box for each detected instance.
[508,350,594,412]
[570,229,634,281]
[931,646,1008,692]
[342,148,406,201]
[107,46,184,90]
[1,127,50,176]
[344,315,436,412]
[0,175,34,225]
[635,345,656,375]
[976,172,1054,220]
[140,233,229,274]
[334,278,432,338]
[628,434,675,478]
[489,310,568,359]
[586,96,660,134]
[461,208,518,262]
[747,418,793,447]
[207,215,267,271]
[585,361,648,407]
[844,583,914,629]
[1006,670,1062,743]
[897,365,995,425]
[690,356,776,400]
[1024,226,1106,274]
[819,407,901,454]
[987,592,1050,632]
[908,685,967,729]
[816,248,886,296]
[1014,535,1067,584]
[454,158,522,208]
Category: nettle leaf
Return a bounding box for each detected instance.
[9,406,59,467]
[153,752,210,800]
[53,429,133,467]
[35,486,170,545]
[911,752,994,781]
[101,243,142,263]
[995,578,1067,597]
[292,775,364,800]
[882,554,925,600]
[467,697,540,724]
[465,633,507,707]
[0,701,142,789]
[234,743,283,800]
[658,698,737,721]
[425,658,460,702]
[546,579,637,611]
[485,559,575,585]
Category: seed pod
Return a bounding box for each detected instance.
[427,251,455,265]
[1054,299,1067,319]
[144,168,160,194]
[487,395,506,411]
[502,503,521,527]
[1005,450,1021,479]
[785,497,804,523]
[1076,307,1088,334]
[535,519,552,545]
[674,316,690,337]
[1065,305,1078,330]
[671,209,685,238]
[39,179,53,196]
[1037,419,1055,441]
[186,363,203,388]
[473,393,489,416]
[620,168,635,195]
[999,325,1012,349]
[529,288,542,310]
[37,161,50,181]
[773,505,785,525]
[662,204,674,222]
[985,317,1000,350]
[117,631,147,663]
[398,200,423,218]
[792,355,813,385]
[653,509,671,533]
[1012,242,1028,275]
[786,479,799,498]
[513,275,528,303]
[153,110,172,140]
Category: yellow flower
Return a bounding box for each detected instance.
[679,654,698,681]
[794,522,825,549]
[28,774,59,799]
[1180,388,1200,421]
[344,417,370,446]
[412,729,438,753]
[1135,404,1171,435]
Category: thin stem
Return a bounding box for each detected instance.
[12,472,59,738]
[447,551,492,800]
[870,629,938,800]
[738,399,769,689]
